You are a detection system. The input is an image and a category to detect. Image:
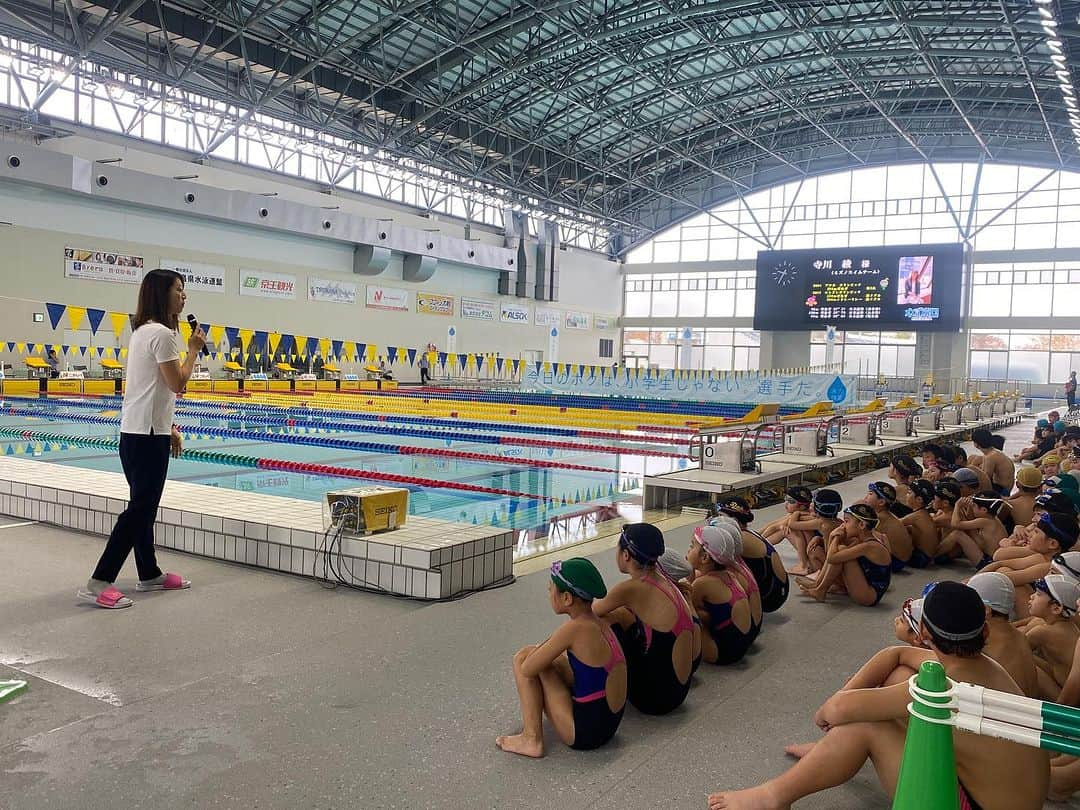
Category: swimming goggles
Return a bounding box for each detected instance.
[1053,554,1080,581]
[900,598,920,635]
[1033,578,1076,617]
[550,560,591,601]
[1037,511,1076,546]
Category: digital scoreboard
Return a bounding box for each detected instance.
[753,242,964,332]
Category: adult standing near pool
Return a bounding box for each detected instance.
[77,269,206,609]
[1067,370,1077,411]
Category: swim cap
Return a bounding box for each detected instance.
[716,496,754,525]
[785,485,812,505]
[967,572,1015,616]
[1052,551,1080,586]
[844,502,879,529]
[1016,466,1044,489]
[812,488,843,517]
[867,481,897,503]
[619,522,665,563]
[1035,492,1075,515]
[694,524,739,564]
[1056,421,1068,434]
[909,478,936,505]
[1046,474,1079,491]
[891,455,922,477]
[551,557,607,600]
[953,468,979,488]
[1038,419,1050,429]
[1041,453,1062,467]
[922,581,986,642]
[934,481,962,505]
[971,491,1004,515]
[971,428,1005,451]
[1037,511,1079,551]
[707,515,745,554]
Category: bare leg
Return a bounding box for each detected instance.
[786,530,813,575]
[883,665,917,687]
[800,560,844,602]
[783,742,818,759]
[1050,756,1080,802]
[838,560,882,607]
[1036,664,1062,701]
[807,538,827,572]
[707,721,906,810]
[944,530,983,566]
[497,645,546,757]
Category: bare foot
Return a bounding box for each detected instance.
[798,585,827,602]
[783,742,817,759]
[794,574,818,589]
[787,567,810,577]
[495,733,544,758]
[707,783,785,810]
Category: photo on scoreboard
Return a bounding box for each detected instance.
[752,242,963,332]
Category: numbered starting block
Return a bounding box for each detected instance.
[840,416,879,445]
[879,410,914,438]
[784,424,828,457]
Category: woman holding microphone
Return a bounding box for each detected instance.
[77,269,206,609]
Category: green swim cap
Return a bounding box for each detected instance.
[551,557,607,600]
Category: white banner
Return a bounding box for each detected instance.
[548,326,559,362]
[447,324,458,353]
[565,311,591,330]
[239,269,297,300]
[679,327,693,368]
[160,258,226,293]
[594,315,617,330]
[366,284,410,311]
[500,302,531,325]
[535,306,561,328]
[308,277,357,305]
[461,297,496,321]
[64,246,144,284]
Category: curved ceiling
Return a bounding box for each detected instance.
[1,0,1078,252]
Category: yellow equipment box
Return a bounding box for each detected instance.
[323,486,409,534]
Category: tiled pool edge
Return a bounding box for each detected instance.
[0,458,513,600]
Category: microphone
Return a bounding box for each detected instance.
[186,314,209,355]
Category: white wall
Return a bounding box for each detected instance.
[0,138,621,372]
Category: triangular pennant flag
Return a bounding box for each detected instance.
[224,326,240,349]
[109,311,128,338]
[45,302,66,330]
[331,340,344,359]
[79,346,87,356]
[254,330,268,352]
[343,341,356,362]
[5,342,12,352]
[354,342,366,362]
[319,338,331,357]
[239,328,255,350]
[366,344,377,362]
[293,334,306,358]
[209,325,225,347]
[495,357,504,372]
[95,346,104,357]
[458,353,468,369]
[61,344,70,355]
[30,343,42,355]
[179,320,192,341]
[119,347,127,359]
[514,359,522,374]
[407,348,417,366]
[386,347,398,364]
[66,306,87,332]
[268,332,282,356]
[86,308,106,335]
[438,352,448,369]
[254,353,261,362]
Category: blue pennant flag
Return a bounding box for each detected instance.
[45,302,66,330]
[5,342,13,352]
[406,347,417,366]
[495,357,504,372]
[86,308,106,335]
[438,352,448,369]
[253,330,269,351]
[331,340,344,359]
[224,326,240,350]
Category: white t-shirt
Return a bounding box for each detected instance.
[120,322,180,435]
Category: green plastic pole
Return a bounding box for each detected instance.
[892,660,959,810]
[0,679,27,704]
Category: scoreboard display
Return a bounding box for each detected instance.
[753,242,964,332]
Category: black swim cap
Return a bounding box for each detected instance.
[922,581,986,642]
[909,478,936,505]
[786,486,812,505]
[619,522,665,563]
[716,496,754,525]
[844,502,879,529]
[867,481,897,503]
[891,455,922,477]
[812,488,843,517]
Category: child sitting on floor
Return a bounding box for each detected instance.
[981,511,1080,619]
[862,481,913,571]
[795,503,893,607]
[592,523,699,715]
[786,488,843,576]
[888,454,922,509]
[968,571,1040,698]
[940,491,1009,568]
[1005,466,1044,531]
[712,497,789,613]
[684,523,757,666]
[497,557,626,757]
[759,486,813,547]
[899,479,940,567]
[930,480,962,563]
[892,596,926,649]
[706,581,1050,810]
[1024,575,1080,700]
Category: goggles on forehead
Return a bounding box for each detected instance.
[550,560,591,601]
[1053,553,1080,581]
[1033,578,1076,617]
[901,598,920,635]
[1037,511,1076,546]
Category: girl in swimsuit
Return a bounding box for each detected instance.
[497,557,627,757]
[684,523,756,665]
[593,522,699,715]
[796,503,893,606]
[713,497,790,612]
[786,488,843,576]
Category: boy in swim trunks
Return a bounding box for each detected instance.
[888,454,922,508]
[1024,575,1080,699]
[930,480,962,563]
[940,491,1009,568]
[900,479,940,567]
[785,488,843,576]
[706,581,1050,810]
[861,481,913,571]
[497,557,626,757]
[1005,466,1043,531]
[972,428,1016,497]
[968,571,1040,698]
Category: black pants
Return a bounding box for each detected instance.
[92,432,170,583]
[1069,390,1076,409]
[420,367,430,384]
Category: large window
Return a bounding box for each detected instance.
[808,331,917,378]
[969,331,1080,385]
[622,328,760,372]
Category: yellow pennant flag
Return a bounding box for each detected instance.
[294,335,307,357]
[209,325,225,347]
[543,361,552,373]
[15,342,25,354]
[66,306,87,332]
[319,338,331,357]
[109,312,128,339]
[342,341,356,362]
[268,332,282,356]
[119,347,128,359]
[239,328,254,350]
[366,344,377,362]
[179,320,192,341]
[254,353,261,362]
[31,343,42,355]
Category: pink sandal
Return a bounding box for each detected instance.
[135,572,191,592]
[76,586,133,609]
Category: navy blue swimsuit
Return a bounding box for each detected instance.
[743,531,789,612]
[856,536,892,606]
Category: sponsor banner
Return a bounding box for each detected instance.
[416,293,455,316]
[565,311,591,330]
[366,284,410,311]
[64,246,144,284]
[594,315,617,330]
[239,269,297,300]
[160,258,226,293]
[308,277,357,305]
[548,326,559,362]
[524,368,858,406]
[460,297,496,321]
[535,307,561,328]
[500,302,531,325]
